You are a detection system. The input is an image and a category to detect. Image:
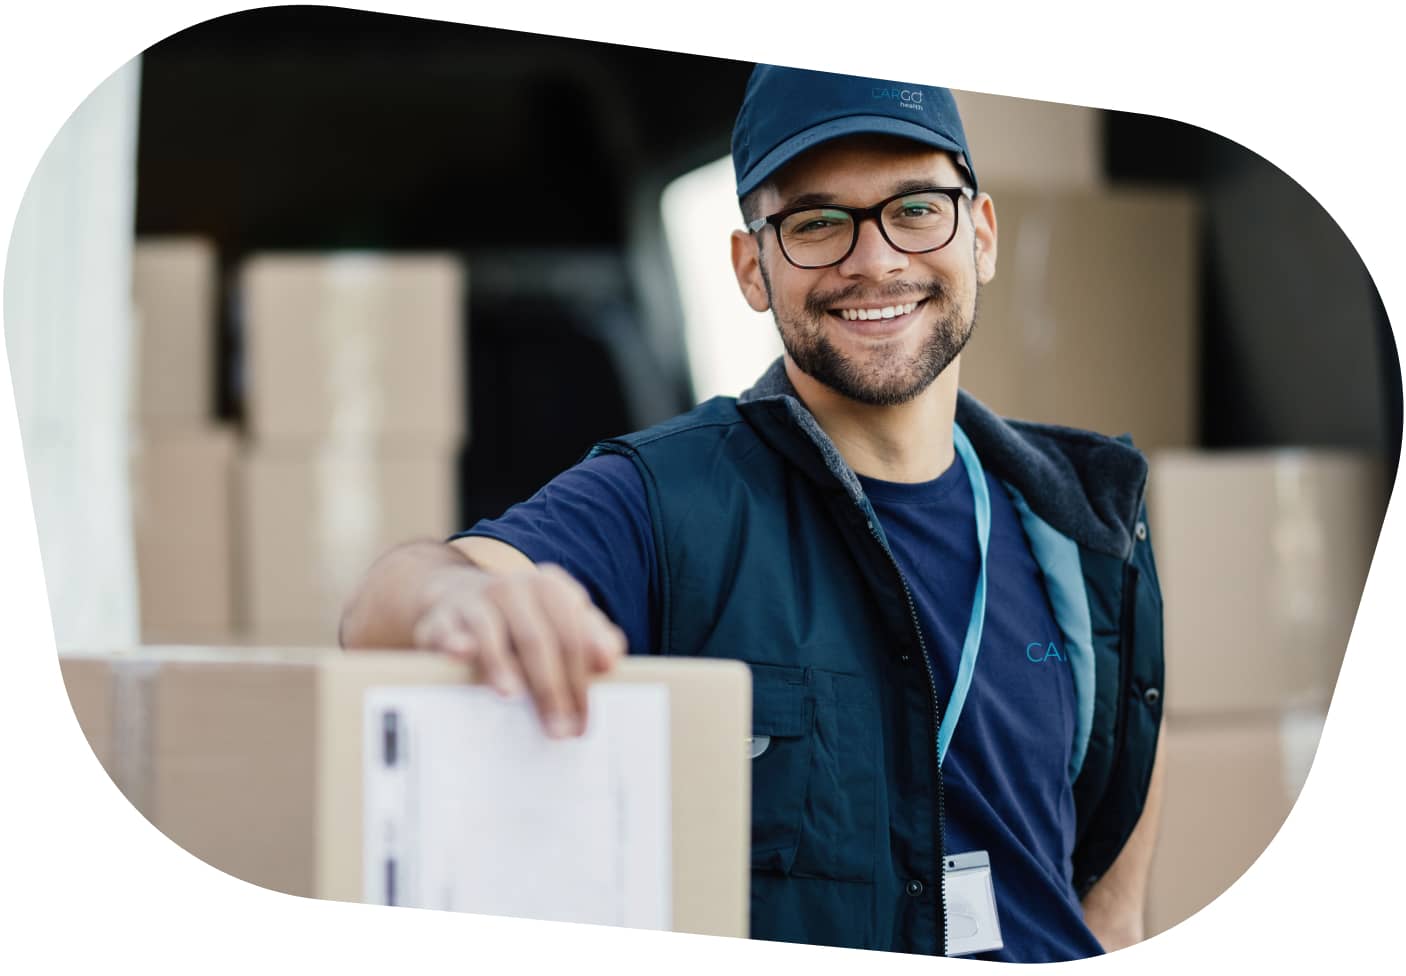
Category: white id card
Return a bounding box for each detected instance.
[944,850,1003,956]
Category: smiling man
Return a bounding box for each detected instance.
[341,64,1166,962]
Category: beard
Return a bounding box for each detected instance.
[760,261,978,407]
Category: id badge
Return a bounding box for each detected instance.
[944,850,1003,957]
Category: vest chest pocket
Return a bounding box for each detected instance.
[749,665,879,884]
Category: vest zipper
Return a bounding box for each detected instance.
[863,514,949,957]
[1113,562,1140,772]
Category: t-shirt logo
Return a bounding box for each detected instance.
[1025,641,1065,664]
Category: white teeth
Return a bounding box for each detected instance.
[837,301,919,321]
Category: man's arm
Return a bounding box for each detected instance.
[339,536,626,738]
[1079,721,1167,951]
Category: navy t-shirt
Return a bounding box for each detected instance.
[456,451,1105,962]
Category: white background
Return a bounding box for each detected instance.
[2,1,1401,972]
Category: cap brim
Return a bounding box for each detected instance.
[736,115,968,197]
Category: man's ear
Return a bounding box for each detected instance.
[970,192,998,285]
[731,228,772,313]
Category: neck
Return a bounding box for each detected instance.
[784,355,960,483]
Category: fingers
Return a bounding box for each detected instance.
[587,613,628,672]
[492,574,576,739]
[411,599,523,698]
[413,564,625,740]
[411,602,475,656]
[460,602,524,699]
[534,566,598,735]
[540,564,627,672]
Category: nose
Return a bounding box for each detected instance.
[835,214,908,280]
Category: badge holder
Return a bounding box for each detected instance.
[944,850,1004,957]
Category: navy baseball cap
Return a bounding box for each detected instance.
[732,64,977,198]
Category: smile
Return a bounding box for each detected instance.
[828,299,925,322]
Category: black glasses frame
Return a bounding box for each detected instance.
[746,185,976,269]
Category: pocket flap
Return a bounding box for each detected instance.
[751,674,808,737]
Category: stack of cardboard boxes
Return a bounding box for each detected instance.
[1143,450,1384,936]
[128,245,468,646]
[952,89,1199,452]
[237,253,467,644]
[129,239,239,643]
[958,189,1198,450]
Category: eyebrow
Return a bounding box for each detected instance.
[779,179,945,210]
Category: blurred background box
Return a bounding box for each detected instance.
[952,90,1103,191]
[958,189,1198,452]
[60,655,114,771]
[130,425,238,644]
[1148,450,1385,716]
[1145,710,1323,936]
[57,649,751,937]
[238,252,467,443]
[130,237,218,428]
[239,445,459,646]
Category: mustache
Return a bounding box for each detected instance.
[804,280,948,317]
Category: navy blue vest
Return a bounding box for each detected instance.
[588,361,1164,956]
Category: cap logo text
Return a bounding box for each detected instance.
[872,87,925,110]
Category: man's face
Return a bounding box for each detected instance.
[732,135,997,406]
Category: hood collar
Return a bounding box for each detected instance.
[738,358,1148,559]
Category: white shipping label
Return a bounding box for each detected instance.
[363,684,672,930]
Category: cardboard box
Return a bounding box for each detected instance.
[953,89,1103,191]
[238,445,459,645]
[131,426,238,643]
[1148,450,1385,716]
[60,655,114,771]
[1145,712,1324,937]
[959,188,1198,451]
[131,237,218,427]
[239,253,466,442]
[57,648,750,938]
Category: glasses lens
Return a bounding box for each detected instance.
[778,208,856,268]
[881,192,958,252]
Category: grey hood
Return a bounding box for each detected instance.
[738,357,1149,559]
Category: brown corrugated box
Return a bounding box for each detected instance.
[131,237,218,427]
[239,253,467,442]
[131,425,238,643]
[237,444,459,645]
[952,90,1103,191]
[959,188,1198,452]
[1148,450,1385,716]
[1145,711,1323,937]
[57,648,750,939]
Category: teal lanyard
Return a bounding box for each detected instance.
[937,423,991,769]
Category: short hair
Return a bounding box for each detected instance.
[738,184,767,226]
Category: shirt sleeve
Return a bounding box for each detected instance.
[448,452,658,655]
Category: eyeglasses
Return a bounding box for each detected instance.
[747,186,976,270]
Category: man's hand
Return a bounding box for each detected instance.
[412,562,627,738]
[339,539,627,739]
